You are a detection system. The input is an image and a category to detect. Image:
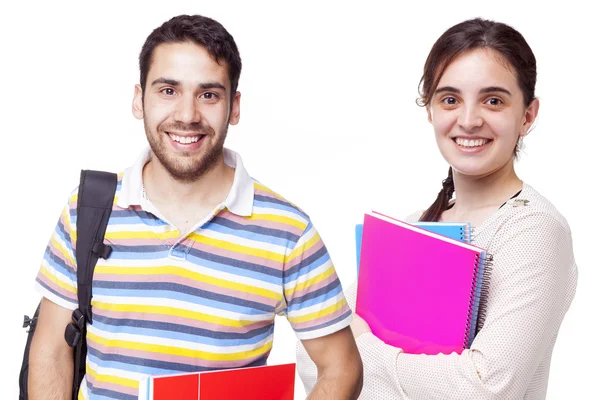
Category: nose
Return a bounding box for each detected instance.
[174,94,201,124]
[457,104,483,131]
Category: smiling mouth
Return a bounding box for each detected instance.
[453,137,492,148]
[167,133,205,144]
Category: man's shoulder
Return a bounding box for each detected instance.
[250,179,313,233]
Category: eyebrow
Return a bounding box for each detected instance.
[434,86,512,96]
[150,78,227,92]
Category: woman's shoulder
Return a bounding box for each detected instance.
[500,183,571,233]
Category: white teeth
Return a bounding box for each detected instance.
[455,138,489,147]
[168,133,201,144]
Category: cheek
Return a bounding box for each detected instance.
[205,104,231,127]
[487,113,521,141]
[431,112,455,139]
[144,102,172,127]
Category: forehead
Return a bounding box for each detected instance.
[437,48,519,92]
[147,41,230,87]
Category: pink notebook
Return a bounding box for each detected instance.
[356,211,488,355]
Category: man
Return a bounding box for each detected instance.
[28,14,362,400]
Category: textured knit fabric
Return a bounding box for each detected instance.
[297,183,577,399]
[36,148,351,400]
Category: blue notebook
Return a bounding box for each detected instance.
[355,221,472,269]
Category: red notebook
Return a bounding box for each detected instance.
[139,363,296,400]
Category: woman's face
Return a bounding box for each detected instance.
[427,48,538,179]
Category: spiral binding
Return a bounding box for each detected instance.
[460,223,473,243]
[475,254,493,335]
[463,253,493,349]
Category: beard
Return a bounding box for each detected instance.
[144,119,228,183]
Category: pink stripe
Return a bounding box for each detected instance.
[93,273,282,307]
[37,274,77,302]
[48,244,77,270]
[92,308,273,334]
[87,341,271,369]
[219,210,306,237]
[292,304,351,330]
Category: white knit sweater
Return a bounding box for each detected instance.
[296,184,577,399]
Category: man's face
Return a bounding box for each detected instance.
[133,41,240,182]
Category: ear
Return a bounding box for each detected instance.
[228,91,241,126]
[132,84,144,120]
[521,98,539,137]
[426,105,433,124]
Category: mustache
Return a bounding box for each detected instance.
[159,122,214,134]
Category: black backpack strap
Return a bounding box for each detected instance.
[64,170,117,399]
[75,170,118,322]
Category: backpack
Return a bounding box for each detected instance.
[19,170,118,400]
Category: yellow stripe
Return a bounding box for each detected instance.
[288,298,347,324]
[94,265,281,300]
[286,231,321,262]
[87,331,273,361]
[284,265,335,299]
[188,233,284,263]
[39,265,77,295]
[254,182,277,195]
[91,301,264,327]
[247,212,306,230]
[86,364,139,389]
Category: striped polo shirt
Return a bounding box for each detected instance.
[35,148,352,400]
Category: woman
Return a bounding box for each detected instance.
[297,18,577,399]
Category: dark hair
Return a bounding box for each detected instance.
[139,15,242,100]
[419,18,537,222]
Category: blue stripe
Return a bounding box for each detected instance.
[55,218,74,253]
[253,197,308,220]
[186,249,283,283]
[88,387,136,400]
[91,318,273,347]
[207,217,296,246]
[287,279,344,310]
[87,347,267,374]
[294,309,352,333]
[283,246,330,284]
[92,314,274,340]
[43,246,76,278]
[93,282,275,314]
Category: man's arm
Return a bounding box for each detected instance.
[301,326,363,400]
[28,298,74,399]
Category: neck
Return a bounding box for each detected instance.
[451,160,523,216]
[143,152,235,209]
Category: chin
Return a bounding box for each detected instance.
[447,160,493,178]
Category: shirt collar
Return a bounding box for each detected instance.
[116,146,255,217]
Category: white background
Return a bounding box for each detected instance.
[1,1,598,398]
